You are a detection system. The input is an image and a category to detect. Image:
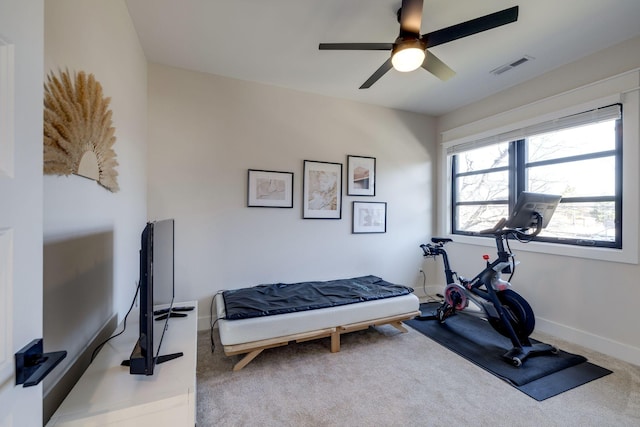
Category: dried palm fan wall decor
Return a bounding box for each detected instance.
[43,69,119,192]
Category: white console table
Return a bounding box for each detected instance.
[47,301,198,427]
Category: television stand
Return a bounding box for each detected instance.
[47,301,197,426]
[156,351,184,364]
[120,351,183,367]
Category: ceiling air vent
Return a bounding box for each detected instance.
[490,55,534,75]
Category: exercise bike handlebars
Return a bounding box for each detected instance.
[479,211,544,240]
[420,212,544,257]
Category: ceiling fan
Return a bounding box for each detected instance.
[319,0,519,89]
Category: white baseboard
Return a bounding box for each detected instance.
[536,317,640,367]
[411,287,640,366]
[198,314,215,331]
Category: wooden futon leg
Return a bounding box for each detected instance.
[233,349,264,371]
[390,321,408,333]
[331,329,340,353]
[226,327,336,371]
[224,312,420,371]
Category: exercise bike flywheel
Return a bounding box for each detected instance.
[444,283,468,311]
[488,289,535,340]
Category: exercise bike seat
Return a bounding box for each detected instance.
[431,237,453,244]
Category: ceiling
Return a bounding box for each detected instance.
[124,0,640,116]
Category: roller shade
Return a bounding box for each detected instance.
[447,104,621,155]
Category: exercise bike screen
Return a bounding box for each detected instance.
[505,192,561,229]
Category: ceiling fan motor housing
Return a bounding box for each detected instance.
[392,37,426,72]
[393,36,426,52]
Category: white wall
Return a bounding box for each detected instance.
[435,36,640,366]
[42,0,148,417]
[147,63,437,329]
[0,0,44,424]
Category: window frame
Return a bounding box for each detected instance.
[450,107,623,249]
[438,81,639,265]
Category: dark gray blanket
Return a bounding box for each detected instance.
[223,275,413,320]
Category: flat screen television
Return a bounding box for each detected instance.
[127,219,182,375]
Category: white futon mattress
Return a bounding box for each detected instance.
[216,292,419,346]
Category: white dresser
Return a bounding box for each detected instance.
[47,301,198,426]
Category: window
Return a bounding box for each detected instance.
[450,104,622,248]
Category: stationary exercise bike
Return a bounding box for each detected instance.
[418,192,562,367]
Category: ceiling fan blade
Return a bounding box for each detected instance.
[421,51,456,81]
[319,43,393,51]
[422,6,519,49]
[359,58,393,89]
[399,0,424,35]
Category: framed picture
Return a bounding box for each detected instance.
[347,155,376,196]
[303,160,342,219]
[352,201,387,234]
[247,169,294,208]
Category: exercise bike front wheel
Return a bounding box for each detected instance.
[488,289,535,340]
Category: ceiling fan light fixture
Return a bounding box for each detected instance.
[391,40,425,72]
[319,5,519,88]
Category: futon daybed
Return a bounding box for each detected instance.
[216,275,420,371]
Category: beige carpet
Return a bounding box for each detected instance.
[196,325,640,426]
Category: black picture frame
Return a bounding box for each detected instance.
[247,169,294,208]
[302,160,342,219]
[352,201,386,233]
[347,155,376,196]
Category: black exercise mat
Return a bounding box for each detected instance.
[406,303,612,400]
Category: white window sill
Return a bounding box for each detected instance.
[446,233,638,265]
